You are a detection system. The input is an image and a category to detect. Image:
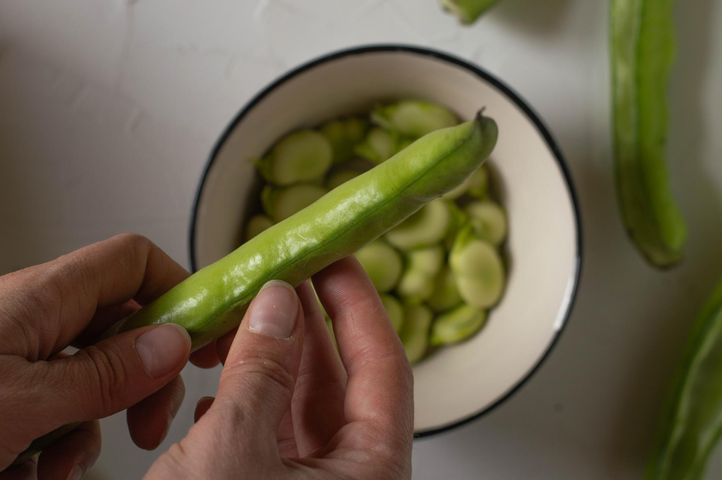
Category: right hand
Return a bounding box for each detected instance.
[148,257,414,479]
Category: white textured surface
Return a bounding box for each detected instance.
[1,1,721,479]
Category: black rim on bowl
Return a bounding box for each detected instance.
[189,44,583,439]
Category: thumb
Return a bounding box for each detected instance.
[37,323,191,424]
[213,280,304,450]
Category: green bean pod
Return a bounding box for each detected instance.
[440,0,498,24]
[115,113,498,349]
[647,281,722,479]
[610,0,686,268]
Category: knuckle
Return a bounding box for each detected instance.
[224,354,295,400]
[112,233,157,276]
[350,346,409,380]
[113,232,153,260]
[0,272,65,359]
[113,232,150,249]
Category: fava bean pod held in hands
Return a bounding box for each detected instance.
[21,105,501,466]
[113,113,498,349]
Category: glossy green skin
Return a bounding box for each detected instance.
[647,281,722,480]
[118,115,498,349]
[611,0,686,268]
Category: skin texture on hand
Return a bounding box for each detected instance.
[0,237,413,479]
[148,258,414,480]
[0,234,192,479]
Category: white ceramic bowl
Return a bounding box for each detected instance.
[190,45,581,437]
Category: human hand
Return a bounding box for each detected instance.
[148,257,414,479]
[0,234,192,479]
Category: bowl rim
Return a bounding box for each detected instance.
[188,43,584,439]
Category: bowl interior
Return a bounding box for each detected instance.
[192,47,579,434]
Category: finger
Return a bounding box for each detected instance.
[209,280,304,459]
[72,300,141,348]
[36,421,100,480]
[0,459,37,480]
[194,397,214,423]
[54,233,189,307]
[215,328,238,364]
[20,324,190,430]
[273,287,328,461]
[312,258,413,450]
[127,376,186,450]
[276,409,298,459]
[190,342,221,369]
[291,282,347,456]
[0,233,189,358]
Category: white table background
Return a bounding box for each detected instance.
[1,1,721,479]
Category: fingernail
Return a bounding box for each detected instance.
[67,465,83,480]
[248,280,298,338]
[136,324,191,378]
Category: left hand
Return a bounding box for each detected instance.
[0,234,193,479]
